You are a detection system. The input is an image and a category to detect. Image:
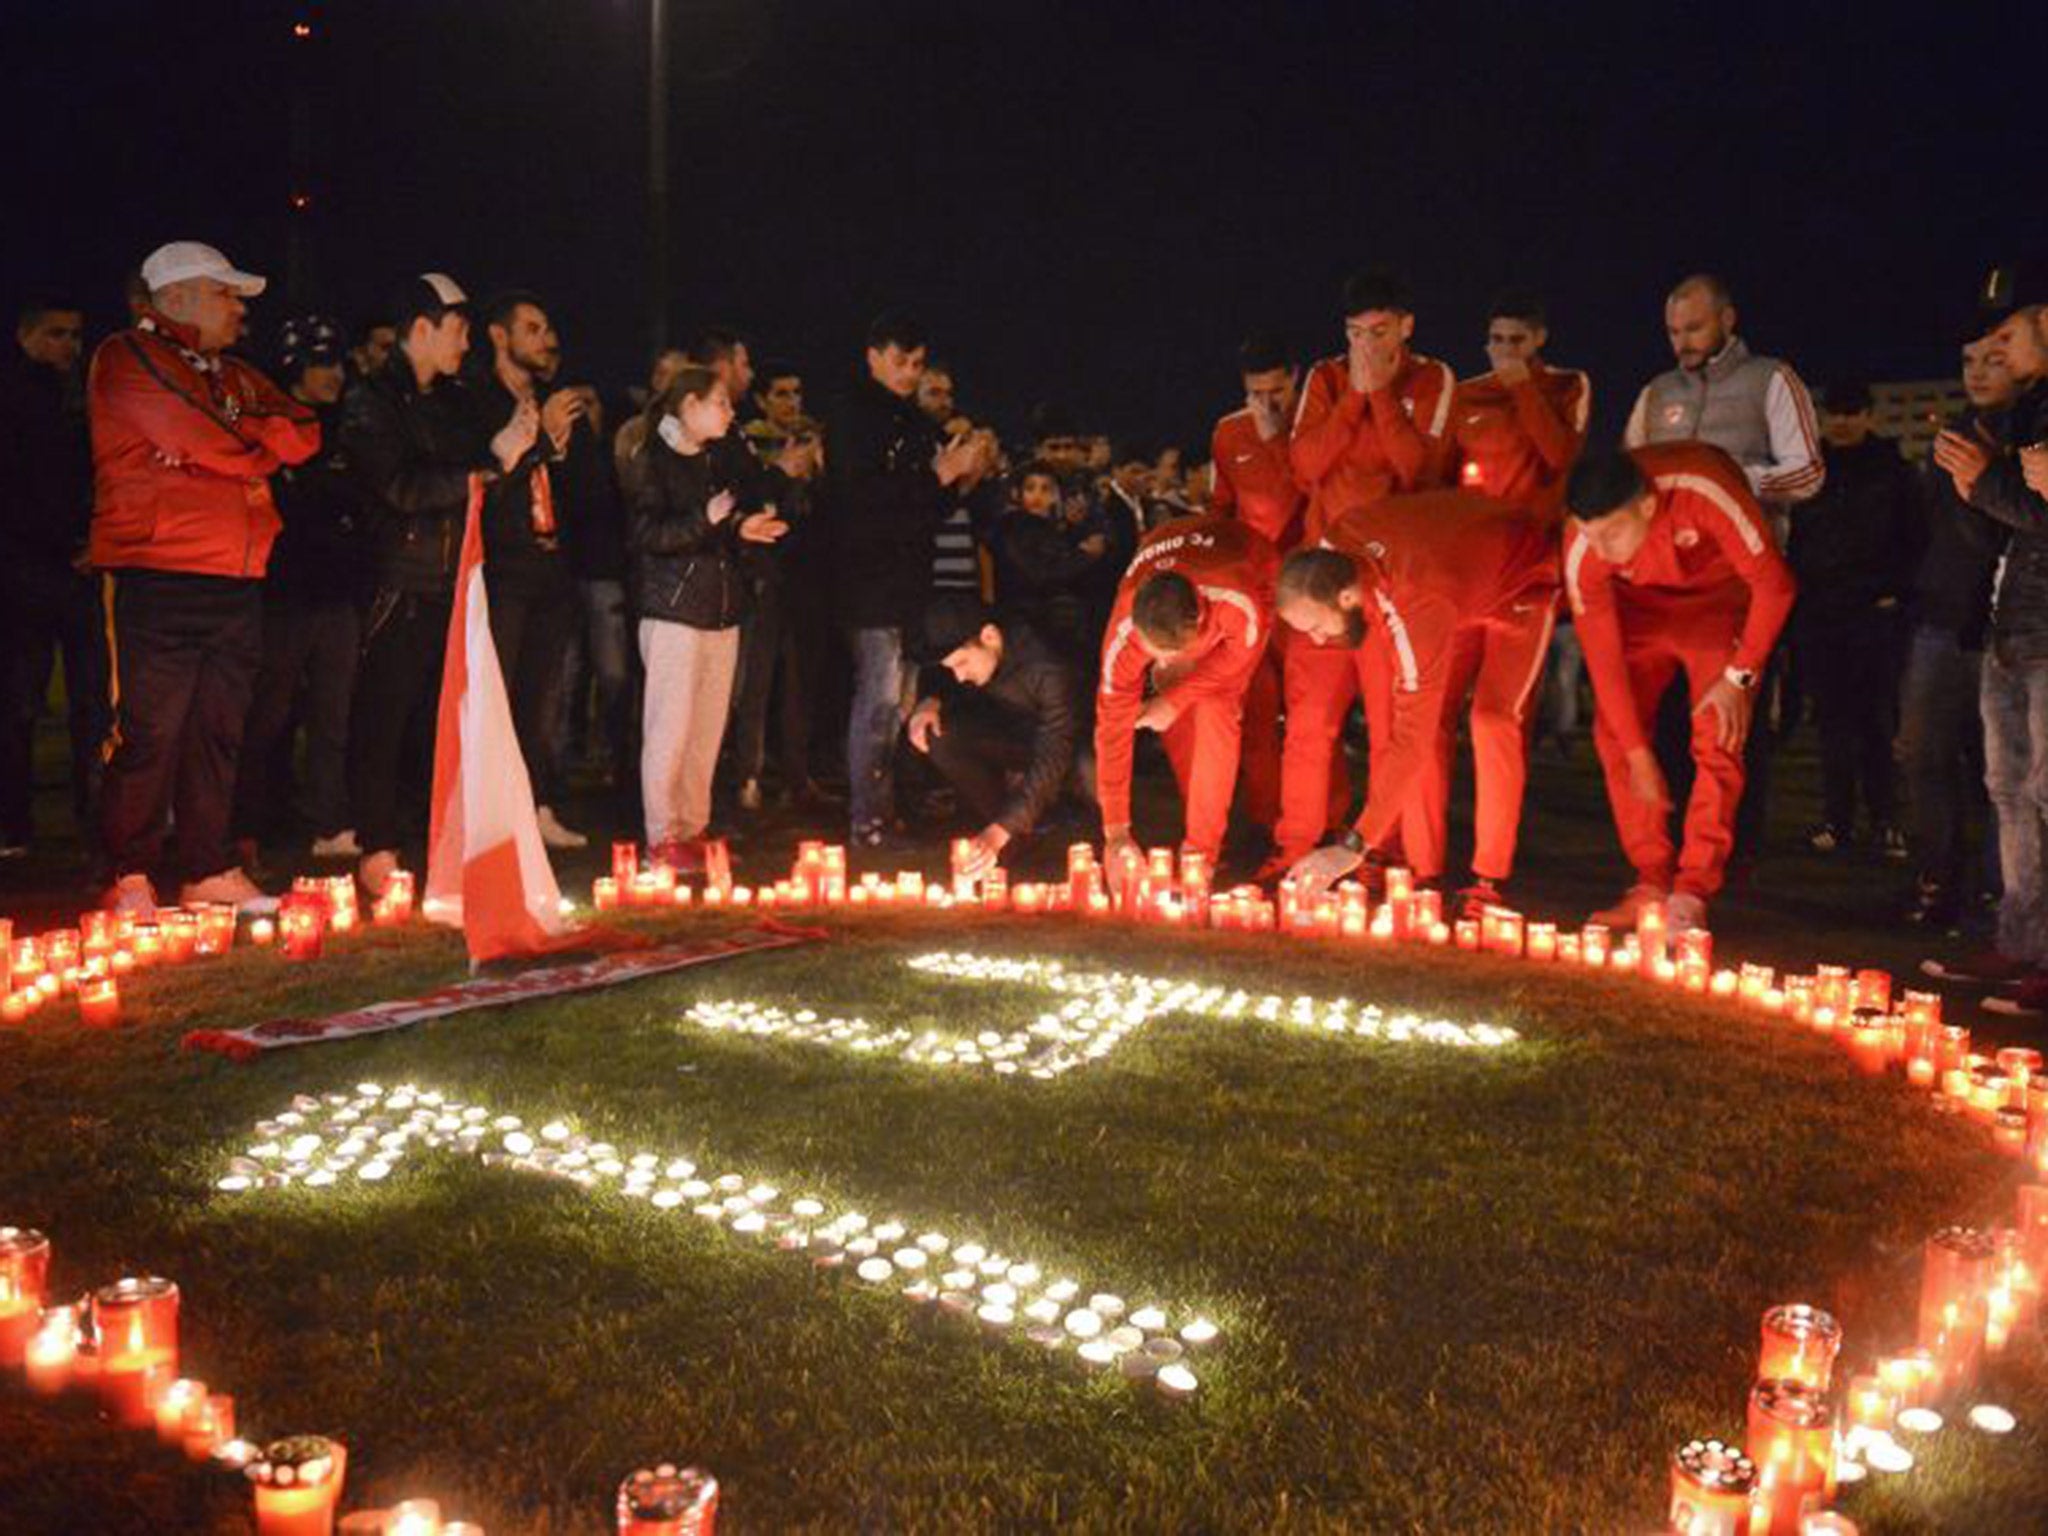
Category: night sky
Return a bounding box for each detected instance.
[6,1,2036,447]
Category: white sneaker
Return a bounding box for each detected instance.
[180,868,280,916]
[535,806,588,849]
[310,829,362,859]
[1665,892,1708,935]
[103,872,159,921]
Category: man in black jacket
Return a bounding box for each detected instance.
[467,291,589,850]
[1928,265,2048,1004]
[907,593,1083,877]
[823,312,989,847]
[342,273,535,897]
[1900,329,2013,927]
[0,297,106,855]
[1788,381,1923,856]
[231,315,368,865]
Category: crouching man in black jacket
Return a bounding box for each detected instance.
[907,593,1086,878]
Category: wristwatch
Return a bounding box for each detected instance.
[1338,829,1367,855]
[1723,665,1758,691]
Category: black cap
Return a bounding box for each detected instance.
[1819,380,1873,414]
[275,313,344,380]
[1980,257,2048,328]
[916,593,997,664]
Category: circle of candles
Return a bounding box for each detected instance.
[1967,1403,2017,1434]
[0,1226,51,1366]
[1668,1438,1755,1534]
[1757,1303,1842,1390]
[617,1462,718,1535]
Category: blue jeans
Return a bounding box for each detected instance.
[846,625,909,833]
[1898,625,1986,891]
[1980,649,2048,962]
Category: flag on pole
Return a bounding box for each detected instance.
[425,476,578,965]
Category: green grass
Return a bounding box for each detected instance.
[1,900,2043,1534]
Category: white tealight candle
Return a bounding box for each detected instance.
[1968,1404,2017,1434]
[892,1248,928,1271]
[1064,1308,1104,1339]
[1076,1339,1118,1368]
[1119,1350,1161,1379]
[1155,1363,1199,1399]
[1090,1294,1126,1319]
[1025,1326,1066,1350]
[855,1257,894,1284]
[1895,1407,1943,1435]
[1129,1305,1168,1332]
[1864,1438,1914,1474]
[1179,1317,1219,1347]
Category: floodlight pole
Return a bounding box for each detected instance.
[647,0,672,359]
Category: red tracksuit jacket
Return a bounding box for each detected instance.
[1565,442,1797,754]
[1288,350,1456,542]
[1096,516,1277,831]
[1451,362,1590,518]
[1209,408,1304,550]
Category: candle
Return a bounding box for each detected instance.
[183,1390,236,1461]
[193,903,237,958]
[1843,1373,1896,1442]
[1918,1227,1995,1396]
[78,977,122,1029]
[94,1275,180,1425]
[155,1376,208,1444]
[279,897,326,961]
[0,1227,50,1366]
[1746,1378,1835,1535]
[1668,1438,1755,1535]
[249,1437,347,1536]
[1906,1055,1938,1090]
[1876,1349,1936,1410]
[1454,918,1480,950]
[1758,1304,1841,1390]
[1847,1018,1888,1076]
[374,870,417,925]
[612,841,640,884]
[616,1462,718,1535]
[24,1304,79,1393]
[1995,1108,2030,1158]
[249,917,276,946]
[1526,922,1557,962]
[593,877,620,910]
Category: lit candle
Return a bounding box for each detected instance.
[1454,918,1480,950]
[249,917,276,946]
[1758,1304,1841,1390]
[93,1275,180,1426]
[1918,1227,1996,1397]
[1746,1378,1835,1535]
[0,1227,51,1366]
[1843,1373,1896,1440]
[1847,1018,1889,1076]
[183,1391,236,1462]
[1876,1349,1936,1410]
[592,877,620,910]
[612,841,640,885]
[155,1376,208,1445]
[1668,1438,1755,1535]
[161,911,199,964]
[374,870,417,925]
[1906,1055,1938,1090]
[248,1437,347,1536]
[616,1462,718,1535]
[1526,922,1557,962]
[279,898,326,962]
[24,1305,79,1394]
[78,977,122,1029]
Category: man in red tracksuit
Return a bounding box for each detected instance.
[1451,289,1590,521]
[1275,491,1561,907]
[1276,268,1456,878]
[1208,332,1304,839]
[1096,515,1276,865]
[1564,444,1797,933]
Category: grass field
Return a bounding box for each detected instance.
[1,730,2044,1531]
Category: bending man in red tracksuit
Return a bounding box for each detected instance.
[1096,515,1276,866]
[1274,491,1561,909]
[1208,332,1305,838]
[1277,267,1456,878]
[1564,445,1797,934]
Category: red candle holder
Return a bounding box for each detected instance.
[93,1275,179,1425]
[0,1226,50,1366]
[617,1462,718,1535]
[373,870,416,926]
[1745,1378,1834,1535]
[612,841,641,885]
[279,897,327,962]
[160,911,199,964]
[24,1303,80,1394]
[1668,1437,1754,1535]
[183,1390,235,1462]
[192,904,236,958]
[1918,1226,1996,1396]
[1756,1303,1840,1389]
[78,977,123,1029]
[248,1436,347,1536]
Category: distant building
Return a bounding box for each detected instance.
[1871,379,1967,461]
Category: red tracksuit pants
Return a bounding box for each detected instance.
[1276,631,1421,868]
[1427,603,1555,883]
[1157,693,1244,862]
[1590,589,1750,899]
[1238,643,1284,833]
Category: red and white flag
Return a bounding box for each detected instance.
[425,477,577,965]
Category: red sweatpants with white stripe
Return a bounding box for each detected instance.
[1276,632,1420,868]
[1590,591,1750,899]
[1425,603,1555,883]
[1157,693,1244,862]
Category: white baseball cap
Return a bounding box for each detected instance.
[139,241,267,297]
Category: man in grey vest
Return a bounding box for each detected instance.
[1624,273,1824,875]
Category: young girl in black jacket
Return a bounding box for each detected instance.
[628,366,786,865]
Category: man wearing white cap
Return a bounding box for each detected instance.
[88,240,319,917]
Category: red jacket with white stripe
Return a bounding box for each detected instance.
[1288,350,1455,542]
[1451,362,1590,520]
[87,312,319,579]
[1095,516,1276,831]
[1208,407,1304,550]
[1565,442,1797,753]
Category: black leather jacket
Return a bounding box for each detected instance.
[341,362,491,598]
[1971,380,2048,663]
[630,430,783,629]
